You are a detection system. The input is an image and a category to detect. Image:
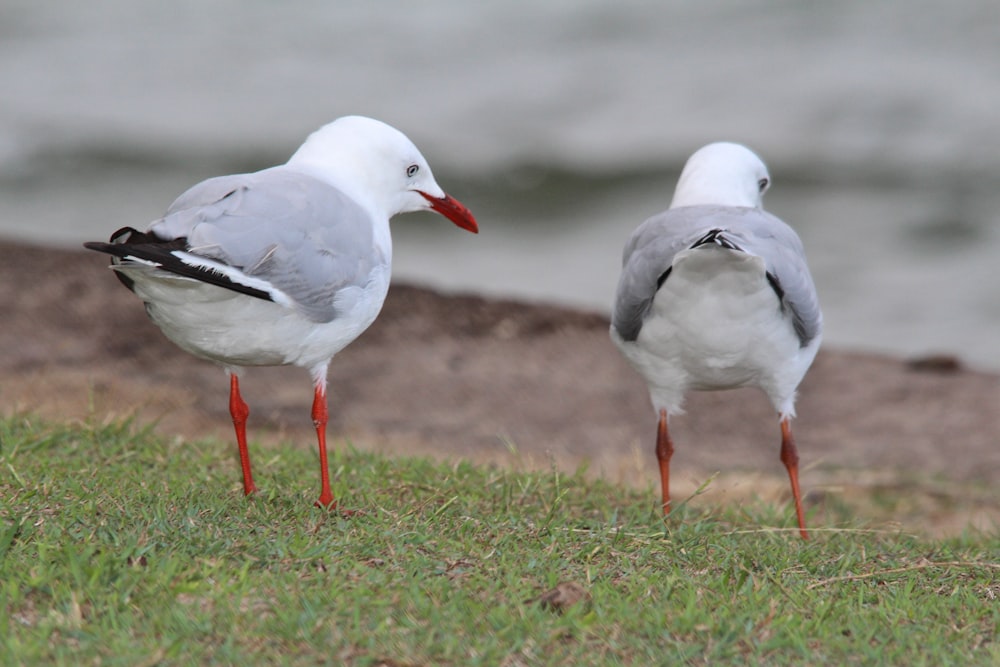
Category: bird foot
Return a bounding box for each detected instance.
[314,497,361,516]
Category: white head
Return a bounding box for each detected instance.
[287,115,477,232]
[669,142,771,209]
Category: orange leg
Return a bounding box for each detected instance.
[229,374,257,496]
[779,417,809,539]
[312,384,336,510]
[656,409,674,516]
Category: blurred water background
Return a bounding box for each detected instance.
[1,1,998,370]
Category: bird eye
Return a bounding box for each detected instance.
[406,164,420,177]
[758,178,769,193]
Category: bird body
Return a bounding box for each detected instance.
[612,205,821,416]
[85,115,477,508]
[610,142,821,538]
[111,167,391,374]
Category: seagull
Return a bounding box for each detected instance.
[84,115,478,510]
[610,142,821,539]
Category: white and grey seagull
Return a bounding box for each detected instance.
[610,142,821,538]
[85,115,478,510]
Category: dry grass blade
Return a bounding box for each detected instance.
[807,560,1000,590]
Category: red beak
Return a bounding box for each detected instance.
[419,191,478,234]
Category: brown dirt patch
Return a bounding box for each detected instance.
[2,241,997,536]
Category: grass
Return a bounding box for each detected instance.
[1,415,998,666]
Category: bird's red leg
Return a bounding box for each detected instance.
[311,384,336,510]
[656,409,674,516]
[779,417,809,539]
[229,374,257,496]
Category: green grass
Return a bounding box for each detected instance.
[1,416,998,666]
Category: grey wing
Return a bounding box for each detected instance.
[612,208,729,342]
[149,167,379,323]
[611,206,822,346]
[738,210,823,347]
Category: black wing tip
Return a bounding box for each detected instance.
[84,227,147,255]
[655,266,672,290]
[84,226,275,304]
[616,327,641,343]
[766,271,818,349]
[765,271,786,301]
[83,240,115,254]
[691,228,741,251]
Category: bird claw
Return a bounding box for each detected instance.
[314,499,361,517]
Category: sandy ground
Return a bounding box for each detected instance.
[2,240,997,536]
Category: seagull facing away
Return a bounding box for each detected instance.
[85,115,478,510]
[610,142,821,538]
